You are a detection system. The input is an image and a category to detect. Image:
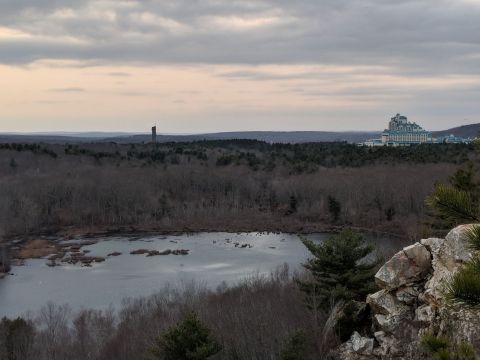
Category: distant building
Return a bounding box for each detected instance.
[381,113,433,145]
[361,114,471,147]
[152,126,157,143]
[437,134,473,144]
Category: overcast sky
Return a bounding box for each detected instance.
[1,0,479,133]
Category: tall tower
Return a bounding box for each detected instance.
[152,126,157,144]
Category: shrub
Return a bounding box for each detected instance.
[457,342,476,360]
[422,333,449,354]
[421,333,477,360]
[434,348,453,360]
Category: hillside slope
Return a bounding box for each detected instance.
[433,123,480,138]
[109,131,381,144]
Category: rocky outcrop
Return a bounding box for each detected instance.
[338,224,480,359]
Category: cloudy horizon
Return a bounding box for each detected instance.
[1,0,479,133]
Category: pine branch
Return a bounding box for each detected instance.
[426,184,479,224]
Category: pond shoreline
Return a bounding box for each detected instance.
[0,225,409,279]
[0,232,315,316]
[4,222,407,244]
[0,231,409,317]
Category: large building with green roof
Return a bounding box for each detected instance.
[380,113,433,145]
[362,114,472,147]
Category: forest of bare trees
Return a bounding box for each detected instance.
[0,140,473,242]
[1,267,335,360]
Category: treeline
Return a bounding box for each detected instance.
[0,143,57,159]
[1,140,475,170]
[72,140,474,170]
[0,140,474,239]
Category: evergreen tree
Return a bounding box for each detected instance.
[281,330,307,360]
[286,195,298,215]
[426,162,480,229]
[297,230,379,310]
[449,162,479,202]
[9,158,17,170]
[289,195,298,213]
[151,312,221,360]
[0,317,35,360]
[328,196,341,223]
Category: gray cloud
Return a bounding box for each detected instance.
[48,87,85,92]
[108,72,130,77]
[0,0,478,77]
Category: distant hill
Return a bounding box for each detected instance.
[432,123,480,138]
[0,135,93,144]
[0,123,478,144]
[110,131,381,144]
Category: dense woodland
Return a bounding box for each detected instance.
[0,140,475,241]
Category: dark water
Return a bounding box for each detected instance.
[0,232,405,317]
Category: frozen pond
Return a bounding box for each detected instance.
[0,232,404,317]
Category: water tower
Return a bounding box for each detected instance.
[152,126,157,143]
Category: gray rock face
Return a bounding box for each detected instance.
[337,332,375,359]
[375,243,431,290]
[350,332,374,354]
[415,304,435,323]
[444,225,472,264]
[337,224,480,360]
[367,290,397,315]
[422,226,473,305]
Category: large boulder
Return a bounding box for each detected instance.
[422,225,473,305]
[375,243,431,290]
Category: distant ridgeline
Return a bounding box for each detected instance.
[362,114,473,147]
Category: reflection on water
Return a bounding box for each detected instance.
[0,232,406,317]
